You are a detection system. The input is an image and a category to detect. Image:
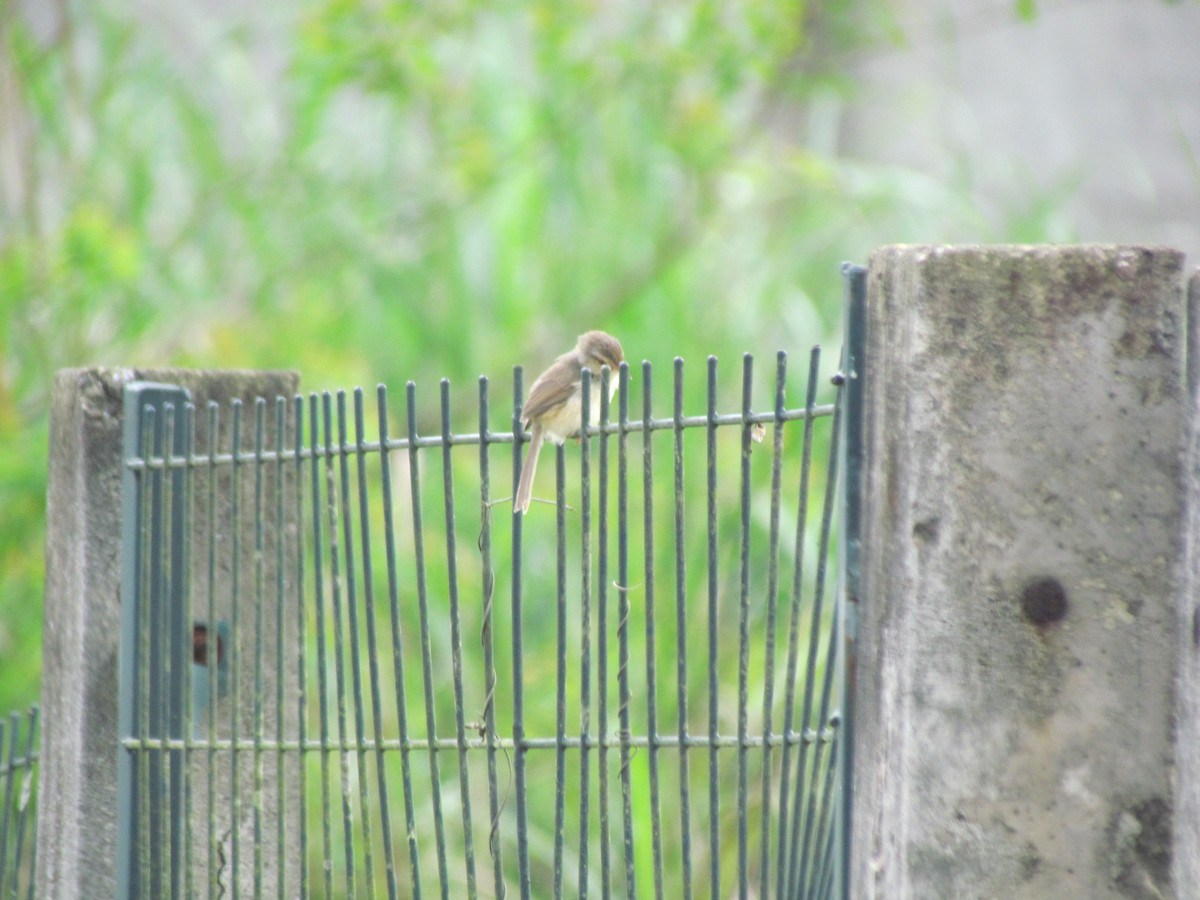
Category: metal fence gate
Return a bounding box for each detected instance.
[116,276,862,899]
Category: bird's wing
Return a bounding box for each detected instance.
[522,365,579,424]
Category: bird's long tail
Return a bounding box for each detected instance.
[515,425,544,514]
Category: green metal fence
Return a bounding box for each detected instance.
[0,706,38,900]
[115,330,850,897]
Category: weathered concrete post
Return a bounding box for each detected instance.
[850,245,1194,898]
[38,368,299,898]
[1176,269,1200,893]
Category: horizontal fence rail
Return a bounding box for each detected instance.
[0,706,38,900]
[117,349,846,899]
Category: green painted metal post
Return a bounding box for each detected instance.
[838,263,867,900]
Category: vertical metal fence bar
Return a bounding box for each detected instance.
[377,384,424,899]
[509,369,532,900]
[273,397,288,900]
[181,403,196,900]
[756,352,787,899]
[139,407,158,900]
[3,714,19,900]
[774,348,821,900]
[671,358,693,900]
[292,395,310,900]
[175,403,192,899]
[162,403,179,898]
[2,716,17,900]
[438,379,479,900]
[267,400,283,900]
[0,719,12,894]
[337,391,377,898]
[616,362,638,900]
[24,757,36,900]
[474,377,504,900]
[22,709,40,900]
[642,360,665,900]
[162,408,182,897]
[308,393,335,900]
[596,365,613,900]
[0,718,8,895]
[735,354,754,900]
[27,714,39,900]
[225,400,249,897]
[704,356,720,898]
[321,392,357,897]
[355,388,399,900]
[2,708,38,900]
[407,381,452,899]
[5,715,20,900]
[553,441,568,900]
[0,714,24,899]
[789,381,844,900]
[230,399,244,895]
[345,393,378,893]
[345,393,376,897]
[577,368,594,900]
[205,401,220,899]
[3,715,21,895]
[253,399,267,897]
[162,401,187,900]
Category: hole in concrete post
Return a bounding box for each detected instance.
[1021,577,1068,626]
[192,622,225,665]
[913,517,939,543]
[191,620,230,737]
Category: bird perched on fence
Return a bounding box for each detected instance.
[515,330,625,514]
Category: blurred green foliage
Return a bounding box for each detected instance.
[0,0,1069,739]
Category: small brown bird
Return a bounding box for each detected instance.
[515,330,625,514]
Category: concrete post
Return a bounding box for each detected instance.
[1177,270,1200,894]
[850,246,1192,898]
[38,368,299,899]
